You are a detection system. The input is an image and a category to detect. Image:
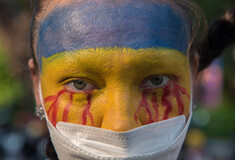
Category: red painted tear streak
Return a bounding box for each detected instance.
[134,105,140,124]
[62,92,75,122]
[44,89,67,126]
[82,90,94,126]
[134,90,153,125]
[44,95,57,102]
[151,92,159,122]
[161,85,173,120]
[173,81,190,115]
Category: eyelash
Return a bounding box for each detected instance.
[141,75,172,89]
[63,75,173,93]
[62,78,98,92]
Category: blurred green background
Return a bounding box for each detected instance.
[0,0,234,160]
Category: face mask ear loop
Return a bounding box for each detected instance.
[38,82,50,121]
[34,78,46,120]
[191,77,197,112]
[38,81,60,133]
[189,61,195,115]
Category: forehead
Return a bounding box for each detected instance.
[36,0,190,64]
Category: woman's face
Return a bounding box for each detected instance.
[32,0,193,132]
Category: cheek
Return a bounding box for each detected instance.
[42,87,98,127]
[160,81,191,119]
[134,89,161,125]
[135,80,191,125]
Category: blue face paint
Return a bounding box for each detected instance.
[37,0,190,65]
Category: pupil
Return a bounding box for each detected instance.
[150,76,163,85]
[74,80,87,89]
[77,80,83,84]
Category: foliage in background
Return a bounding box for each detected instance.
[0,44,23,108]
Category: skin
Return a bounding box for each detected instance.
[29,0,199,132]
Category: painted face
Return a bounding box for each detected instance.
[37,0,192,132]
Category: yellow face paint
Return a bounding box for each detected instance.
[41,47,191,131]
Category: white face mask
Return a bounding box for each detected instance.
[39,84,193,160]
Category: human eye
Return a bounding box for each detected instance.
[64,79,98,92]
[141,76,170,89]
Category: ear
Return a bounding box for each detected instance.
[28,58,42,107]
[190,51,200,88]
[190,52,200,104]
[191,52,200,77]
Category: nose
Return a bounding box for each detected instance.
[101,87,139,132]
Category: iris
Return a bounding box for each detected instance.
[150,76,164,85]
[73,80,87,90]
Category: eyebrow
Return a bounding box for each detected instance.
[37,0,190,66]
